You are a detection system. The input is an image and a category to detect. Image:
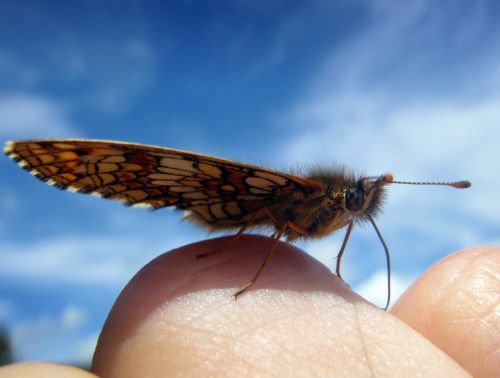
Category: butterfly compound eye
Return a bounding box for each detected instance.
[345,186,365,211]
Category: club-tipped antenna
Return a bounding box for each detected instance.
[368,174,471,189]
[390,179,471,189]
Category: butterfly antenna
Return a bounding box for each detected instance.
[390,179,471,189]
[367,214,391,311]
[368,175,471,310]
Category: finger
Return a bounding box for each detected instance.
[0,362,96,377]
[92,235,468,377]
[391,246,500,377]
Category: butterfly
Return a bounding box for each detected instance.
[4,139,470,308]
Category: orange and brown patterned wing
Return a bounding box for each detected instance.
[4,139,322,228]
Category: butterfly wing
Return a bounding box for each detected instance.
[5,139,323,228]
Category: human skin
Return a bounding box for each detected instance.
[1,238,498,377]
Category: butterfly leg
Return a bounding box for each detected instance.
[234,208,306,298]
[196,223,250,259]
[234,221,288,298]
[335,221,354,285]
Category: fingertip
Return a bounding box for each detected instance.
[92,235,356,376]
[0,362,97,378]
[391,246,500,377]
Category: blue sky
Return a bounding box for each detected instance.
[1,0,499,365]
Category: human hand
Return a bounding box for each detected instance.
[91,236,496,377]
[1,237,497,377]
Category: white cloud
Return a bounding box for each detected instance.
[75,333,99,364]
[0,93,81,140]
[0,232,192,287]
[282,95,500,220]
[276,0,500,172]
[10,304,93,362]
[297,237,341,272]
[60,304,88,331]
[0,191,20,212]
[355,269,415,309]
[125,38,154,62]
[0,191,18,235]
[77,37,157,114]
[0,49,43,86]
[271,0,500,261]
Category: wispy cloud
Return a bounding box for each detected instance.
[75,332,99,364]
[282,93,500,214]
[0,93,81,140]
[271,0,500,278]
[0,233,190,287]
[59,304,88,331]
[355,269,415,309]
[11,303,92,362]
[87,37,157,114]
[0,49,43,86]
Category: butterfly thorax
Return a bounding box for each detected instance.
[271,168,386,240]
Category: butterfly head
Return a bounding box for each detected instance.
[344,173,392,219]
